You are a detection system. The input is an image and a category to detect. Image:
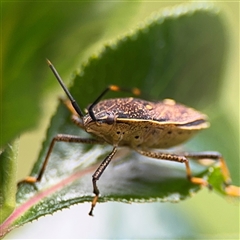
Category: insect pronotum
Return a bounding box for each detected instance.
[19,60,240,216]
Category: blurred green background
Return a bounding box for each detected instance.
[2,1,239,239]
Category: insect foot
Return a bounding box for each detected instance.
[17,176,38,186]
[224,185,240,197]
[89,179,99,216]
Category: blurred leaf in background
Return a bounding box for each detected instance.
[1,1,143,147]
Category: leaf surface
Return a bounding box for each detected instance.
[0,140,18,223]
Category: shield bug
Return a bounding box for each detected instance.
[20,60,240,216]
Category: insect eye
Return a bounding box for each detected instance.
[105,113,115,125]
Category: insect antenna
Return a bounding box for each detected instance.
[46,59,84,119]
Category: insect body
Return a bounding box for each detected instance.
[85,98,209,149]
[20,60,240,216]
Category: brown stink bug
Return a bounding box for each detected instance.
[20,60,240,216]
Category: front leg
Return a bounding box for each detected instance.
[18,135,103,185]
[89,147,118,216]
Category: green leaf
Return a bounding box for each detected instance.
[0,139,18,224]
[1,3,238,237]
[71,5,226,109]
[1,1,141,147]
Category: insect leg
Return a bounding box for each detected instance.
[183,151,240,197]
[59,98,86,130]
[136,149,208,182]
[89,146,118,216]
[61,98,80,116]
[136,149,240,196]
[135,149,211,187]
[18,135,103,185]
